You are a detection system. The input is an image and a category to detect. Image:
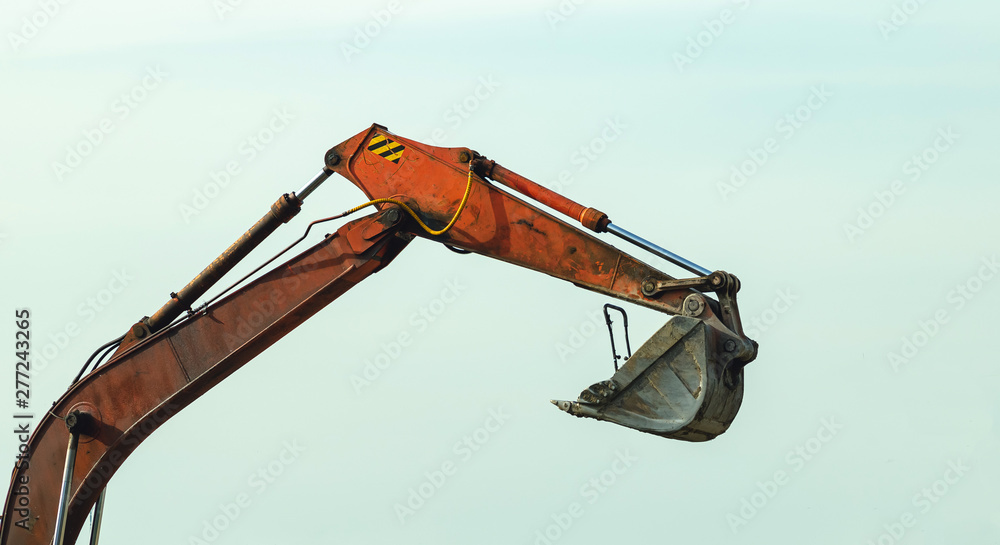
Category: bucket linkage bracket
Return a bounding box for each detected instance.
[552,270,756,442]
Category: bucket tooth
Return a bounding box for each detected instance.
[553,316,744,442]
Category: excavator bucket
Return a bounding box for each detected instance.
[553,316,744,442]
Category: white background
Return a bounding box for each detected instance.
[2,0,998,543]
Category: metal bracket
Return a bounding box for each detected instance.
[641,270,756,379]
[641,270,730,296]
[642,271,747,333]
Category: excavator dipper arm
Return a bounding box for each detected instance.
[325,124,756,439]
[0,124,756,545]
[326,125,738,322]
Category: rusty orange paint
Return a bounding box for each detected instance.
[327,125,716,320]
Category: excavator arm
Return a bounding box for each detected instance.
[326,124,756,438]
[0,124,756,545]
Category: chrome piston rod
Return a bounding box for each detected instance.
[606,223,710,277]
[52,432,80,545]
[88,489,106,545]
[295,168,334,201]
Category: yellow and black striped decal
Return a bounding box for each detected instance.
[367,134,405,164]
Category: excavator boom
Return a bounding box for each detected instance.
[1,124,756,545]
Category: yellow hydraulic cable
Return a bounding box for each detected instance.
[339,161,475,236]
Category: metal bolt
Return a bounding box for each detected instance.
[682,295,705,317]
[325,150,341,167]
[458,151,471,163]
[132,324,146,339]
[385,208,401,224]
[724,340,737,352]
[65,410,98,436]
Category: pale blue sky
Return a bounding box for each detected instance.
[2,0,998,543]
